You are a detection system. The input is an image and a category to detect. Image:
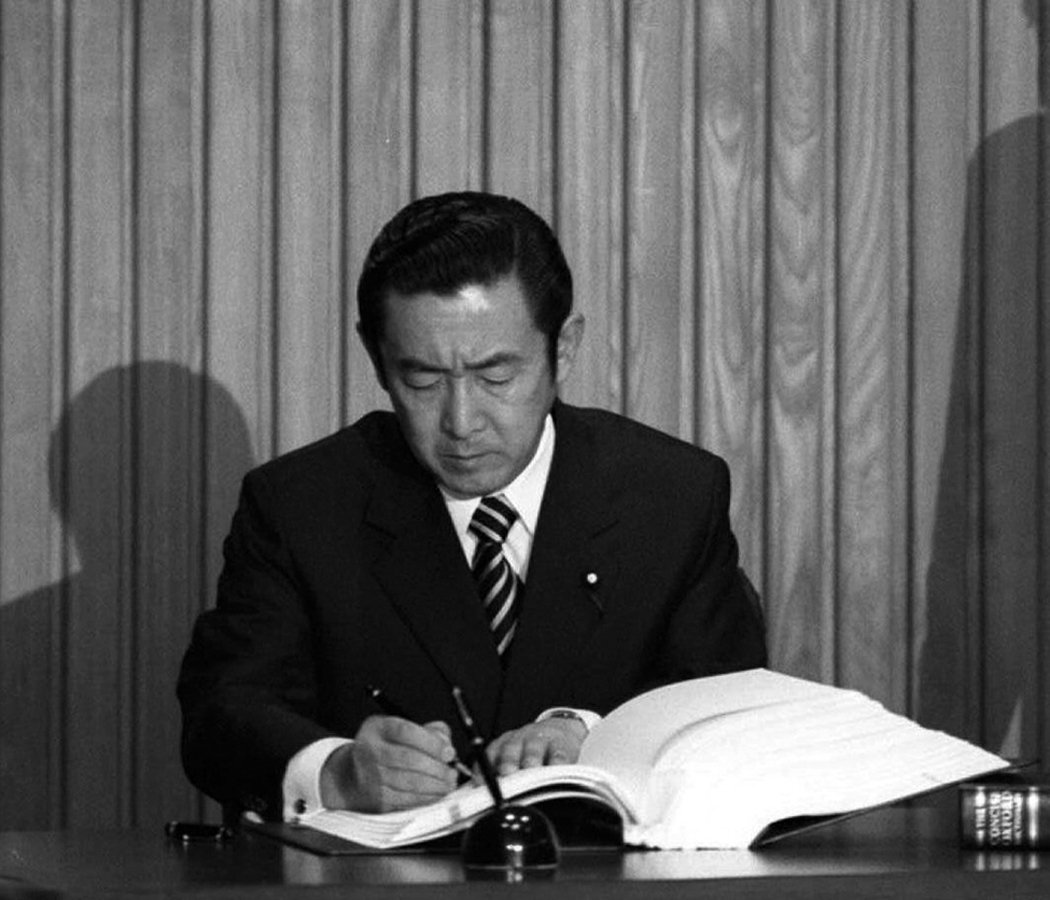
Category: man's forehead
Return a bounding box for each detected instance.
[380,277,543,359]
[384,278,534,328]
[449,284,491,313]
[387,274,521,306]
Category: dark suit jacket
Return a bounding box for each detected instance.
[177,402,767,817]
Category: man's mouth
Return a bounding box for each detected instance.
[441,450,490,468]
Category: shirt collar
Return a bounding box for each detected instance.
[441,413,555,538]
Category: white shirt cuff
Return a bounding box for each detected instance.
[536,707,601,733]
[281,736,353,820]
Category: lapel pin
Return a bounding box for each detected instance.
[583,571,603,615]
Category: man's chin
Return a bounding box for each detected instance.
[435,464,506,500]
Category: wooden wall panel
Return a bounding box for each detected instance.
[695,0,767,583]
[979,2,1043,761]
[911,0,981,747]
[1041,13,1050,773]
[275,0,344,450]
[135,0,204,825]
[0,0,65,829]
[344,0,411,422]
[2,0,1048,829]
[836,2,908,708]
[624,0,696,435]
[207,0,274,462]
[765,0,835,683]
[64,0,134,827]
[414,0,484,195]
[555,1,624,413]
[487,0,555,215]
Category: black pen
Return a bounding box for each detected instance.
[365,684,472,779]
[451,685,504,808]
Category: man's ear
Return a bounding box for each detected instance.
[554,313,585,386]
[356,322,389,391]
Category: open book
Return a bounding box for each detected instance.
[295,668,1008,850]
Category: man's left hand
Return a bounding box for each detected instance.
[485,717,587,776]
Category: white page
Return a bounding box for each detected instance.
[581,670,1006,848]
[600,675,1006,848]
[579,669,841,815]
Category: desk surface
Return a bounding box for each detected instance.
[2,798,1049,900]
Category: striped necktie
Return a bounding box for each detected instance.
[469,494,521,659]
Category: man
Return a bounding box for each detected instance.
[178,191,766,821]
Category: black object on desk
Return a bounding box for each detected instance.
[451,685,560,872]
[164,821,236,844]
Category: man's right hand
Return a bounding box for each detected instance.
[319,716,459,812]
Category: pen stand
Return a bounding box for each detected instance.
[461,803,560,873]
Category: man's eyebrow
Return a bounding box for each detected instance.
[464,352,522,371]
[396,357,444,373]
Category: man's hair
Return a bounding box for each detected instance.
[357,191,573,369]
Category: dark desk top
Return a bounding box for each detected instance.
[3,797,1049,899]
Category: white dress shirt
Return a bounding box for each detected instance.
[440,411,554,578]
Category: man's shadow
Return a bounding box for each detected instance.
[919,0,1047,759]
[0,362,254,828]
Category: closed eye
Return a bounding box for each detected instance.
[402,370,442,389]
[480,370,514,385]
[474,359,519,386]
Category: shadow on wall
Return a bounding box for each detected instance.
[919,0,1047,759]
[0,362,255,829]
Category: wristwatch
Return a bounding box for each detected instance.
[544,708,589,733]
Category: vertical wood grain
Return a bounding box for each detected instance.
[765,0,835,682]
[555,0,625,413]
[344,0,412,422]
[1041,151,1050,773]
[486,0,555,216]
[0,0,64,829]
[207,0,275,462]
[910,0,982,744]
[63,0,134,827]
[135,0,202,824]
[624,0,695,435]
[835,1,909,709]
[275,0,343,450]
[1040,2,1050,772]
[979,2,1041,759]
[1,0,1049,830]
[413,0,484,196]
[695,0,768,584]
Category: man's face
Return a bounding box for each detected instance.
[374,276,580,499]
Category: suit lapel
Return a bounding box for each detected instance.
[497,405,624,728]
[364,432,504,732]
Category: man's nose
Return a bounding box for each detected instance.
[440,378,482,438]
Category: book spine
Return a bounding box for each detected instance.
[959,785,1050,849]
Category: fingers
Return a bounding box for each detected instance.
[486,719,584,777]
[327,716,459,812]
[366,717,458,779]
[421,719,453,752]
[377,716,456,766]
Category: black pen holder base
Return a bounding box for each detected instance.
[461,804,560,871]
